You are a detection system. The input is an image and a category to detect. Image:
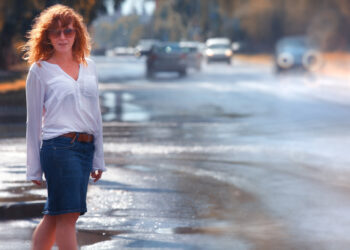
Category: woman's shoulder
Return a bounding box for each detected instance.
[85,57,96,67]
[83,57,97,74]
[85,57,95,64]
[28,61,44,76]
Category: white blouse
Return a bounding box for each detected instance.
[26,58,106,181]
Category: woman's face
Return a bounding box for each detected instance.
[48,22,76,54]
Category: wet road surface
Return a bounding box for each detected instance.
[1,56,350,249]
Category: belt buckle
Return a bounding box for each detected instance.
[86,134,92,142]
[70,133,78,143]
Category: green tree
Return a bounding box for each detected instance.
[168,0,350,51]
[0,0,124,70]
[93,14,144,48]
[217,0,350,50]
[153,0,185,41]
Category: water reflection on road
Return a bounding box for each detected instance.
[101,91,150,122]
[1,56,350,249]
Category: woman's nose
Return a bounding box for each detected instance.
[59,31,66,39]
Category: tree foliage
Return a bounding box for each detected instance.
[92,14,145,48]
[217,0,350,50]
[0,0,124,69]
[220,0,350,50]
[153,0,185,41]
[159,0,350,51]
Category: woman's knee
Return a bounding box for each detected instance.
[42,214,56,226]
[56,213,80,226]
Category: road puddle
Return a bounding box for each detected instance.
[157,226,227,236]
[101,91,150,122]
[77,228,131,247]
[123,165,153,172]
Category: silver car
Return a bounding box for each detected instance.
[180,41,203,71]
[275,36,322,73]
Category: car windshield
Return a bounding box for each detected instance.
[181,47,198,52]
[208,44,230,49]
[278,37,312,50]
[156,44,182,53]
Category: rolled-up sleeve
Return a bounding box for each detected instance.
[92,63,106,172]
[26,68,45,181]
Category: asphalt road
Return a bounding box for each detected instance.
[1,56,350,249]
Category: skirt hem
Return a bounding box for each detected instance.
[42,209,87,216]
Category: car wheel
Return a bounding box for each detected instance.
[179,69,187,77]
[146,67,154,78]
[275,65,285,74]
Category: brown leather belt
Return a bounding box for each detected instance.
[60,132,94,143]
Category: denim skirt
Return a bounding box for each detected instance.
[40,135,94,216]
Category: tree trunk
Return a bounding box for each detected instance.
[0,27,15,70]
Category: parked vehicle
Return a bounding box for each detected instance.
[91,47,106,56]
[180,41,203,71]
[135,39,160,57]
[114,47,135,56]
[205,38,232,64]
[146,42,188,78]
[274,36,322,73]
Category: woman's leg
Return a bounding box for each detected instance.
[32,215,56,250]
[55,212,80,250]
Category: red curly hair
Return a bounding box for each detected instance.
[22,4,91,66]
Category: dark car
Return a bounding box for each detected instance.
[275,36,322,73]
[146,42,188,78]
[180,41,203,71]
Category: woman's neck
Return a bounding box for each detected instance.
[50,51,76,64]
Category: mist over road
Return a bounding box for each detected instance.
[1,56,350,249]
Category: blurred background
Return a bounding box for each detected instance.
[1,0,350,103]
[1,0,350,67]
[1,0,350,126]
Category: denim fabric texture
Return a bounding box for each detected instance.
[40,134,94,215]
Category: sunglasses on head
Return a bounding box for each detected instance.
[48,28,76,38]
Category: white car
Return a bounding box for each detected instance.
[205,38,233,64]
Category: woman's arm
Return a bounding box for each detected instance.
[26,67,45,182]
[92,100,106,174]
[91,60,106,177]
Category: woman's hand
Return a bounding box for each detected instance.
[91,170,102,182]
[32,180,42,186]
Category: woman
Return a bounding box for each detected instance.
[23,4,106,250]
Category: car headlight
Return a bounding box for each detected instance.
[225,50,232,57]
[277,52,294,68]
[302,50,322,71]
[206,49,214,57]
